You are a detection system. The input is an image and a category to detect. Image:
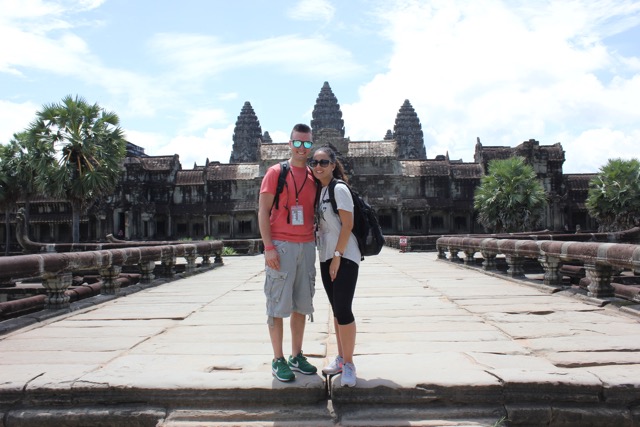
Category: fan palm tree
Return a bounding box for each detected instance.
[586,158,640,232]
[3,131,55,238]
[0,143,22,255]
[474,156,548,233]
[30,95,127,243]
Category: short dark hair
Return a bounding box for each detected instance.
[290,123,311,139]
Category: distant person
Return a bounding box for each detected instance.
[257,123,318,382]
[310,146,360,387]
[117,229,124,239]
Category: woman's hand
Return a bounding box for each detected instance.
[330,256,341,281]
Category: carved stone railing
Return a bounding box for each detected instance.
[456,227,640,243]
[0,241,223,310]
[436,236,640,298]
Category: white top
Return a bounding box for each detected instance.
[316,181,361,265]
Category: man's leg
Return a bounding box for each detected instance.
[268,317,284,359]
[290,311,306,356]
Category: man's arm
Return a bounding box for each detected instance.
[258,191,280,270]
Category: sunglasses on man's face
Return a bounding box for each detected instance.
[309,159,332,167]
[292,140,313,149]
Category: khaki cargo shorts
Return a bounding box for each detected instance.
[264,240,316,321]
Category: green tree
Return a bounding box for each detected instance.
[3,131,55,238]
[474,156,548,233]
[0,143,22,255]
[30,95,127,243]
[586,158,640,232]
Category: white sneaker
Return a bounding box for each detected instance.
[322,355,343,375]
[341,362,356,387]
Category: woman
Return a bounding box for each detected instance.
[309,146,360,387]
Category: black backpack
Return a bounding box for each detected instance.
[327,179,385,260]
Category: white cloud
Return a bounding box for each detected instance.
[218,92,238,101]
[149,33,363,81]
[288,0,335,23]
[138,124,235,166]
[342,0,640,173]
[181,108,228,133]
[562,128,640,173]
[0,100,38,143]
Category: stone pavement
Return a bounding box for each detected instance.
[1,247,640,426]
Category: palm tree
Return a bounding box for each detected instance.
[30,95,127,243]
[586,158,640,232]
[474,156,548,233]
[3,131,55,238]
[0,143,22,255]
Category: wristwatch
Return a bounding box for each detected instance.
[334,250,343,257]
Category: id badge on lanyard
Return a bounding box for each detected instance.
[291,205,304,225]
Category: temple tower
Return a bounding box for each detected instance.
[229,101,262,163]
[311,82,345,138]
[394,99,426,159]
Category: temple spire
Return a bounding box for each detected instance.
[394,99,426,159]
[311,81,345,137]
[229,101,262,163]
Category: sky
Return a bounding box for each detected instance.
[1,0,640,174]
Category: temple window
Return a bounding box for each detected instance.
[410,215,423,230]
[431,216,444,229]
[218,221,230,234]
[379,214,392,229]
[238,220,252,234]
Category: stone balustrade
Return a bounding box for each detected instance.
[0,241,223,310]
[436,236,640,298]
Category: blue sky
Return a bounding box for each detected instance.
[1,0,640,173]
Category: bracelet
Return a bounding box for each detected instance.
[264,245,276,251]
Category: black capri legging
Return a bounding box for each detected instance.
[320,257,359,325]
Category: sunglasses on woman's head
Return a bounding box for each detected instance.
[292,140,313,149]
[309,159,332,167]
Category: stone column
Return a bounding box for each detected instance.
[448,247,461,262]
[161,253,176,277]
[99,265,122,295]
[538,255,562,287]
[201,254,211,266]
[42,272,72,310]
[463,249,475,265]
[481,250,497,271]
[505,255,525,277]
[138,261,156,283]
[584,263,614,298]
[184,253,197,275]
[436,245,447,260]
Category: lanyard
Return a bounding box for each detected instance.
[289,166,308,204]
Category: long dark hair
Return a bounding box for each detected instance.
[313,146,348,184]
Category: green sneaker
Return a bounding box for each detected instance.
[288,351,317,375]
[272,357,295,382]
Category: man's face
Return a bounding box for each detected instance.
[289,131,313,161]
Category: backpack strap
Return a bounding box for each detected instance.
[327,178,347,215]
[271,160,290,211]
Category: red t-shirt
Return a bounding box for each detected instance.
[260,162,316,243]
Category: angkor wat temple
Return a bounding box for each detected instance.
[3,82,597,246]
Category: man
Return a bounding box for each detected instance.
[258,123,318,382]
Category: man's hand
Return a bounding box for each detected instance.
[265,248,280,271]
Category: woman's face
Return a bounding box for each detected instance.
[310,151,334,184]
